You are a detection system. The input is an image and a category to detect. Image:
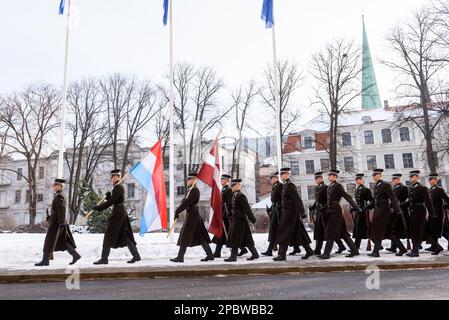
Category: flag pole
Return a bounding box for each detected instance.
[271,24,282,173]
[168,0,175,241]
[57,0,72,179]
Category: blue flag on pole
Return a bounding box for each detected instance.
[58,0,65,15]
[261,0,274,28]
[163,0,169,26]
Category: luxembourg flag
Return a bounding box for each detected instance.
[130,140,168,236]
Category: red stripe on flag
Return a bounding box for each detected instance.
[150,140,168,229]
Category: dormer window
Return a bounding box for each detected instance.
[362,116,372,124]
[303,136,314,149]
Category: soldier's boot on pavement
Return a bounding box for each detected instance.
[335,240,346,254]
[66,243,81,265]
[93,246,110,265]
[302,244,314,260]
[214,243,223,258]
[343,234,359,257]
[35,253,50,267]
[393,237,407,256]
[126,241,141,264]
[314,240,323,255]
[170,246,187,263]
[261,242,274,256]
[406,243,420,257]
[428,238,444,256]
[201,242,215,262]
[318,241,334,260]
[238,247,248,256]
[247,246,259,261]
[224,248,238,262]
[289,245,301,255]
[273,245,287,261]
[368,241,381,258]
[386,240,397,253]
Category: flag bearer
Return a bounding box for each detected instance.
[212,174,232,258]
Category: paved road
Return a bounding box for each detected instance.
[1,269,449,300]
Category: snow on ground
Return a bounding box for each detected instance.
[0,232,448,271]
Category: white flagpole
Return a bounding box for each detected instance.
[271,24,282,172]
[57,0,72,179]
[168,0,175,240]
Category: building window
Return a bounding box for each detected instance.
[0,191,7,208]
[362,116,372,124]
[163,156,169,170]
[165,181,170,195]
[177,186,186,196]
[364,131,374,145]
[305,160,315,175]
[17,168,23,181]
[265,143,271,157]
[381,129,392,144]
[37,194,43,202]
[303,136,313,149]
[366,155,377,171]
[344,157,354,173]
[346,183,356,196]
[402,153,414,169]
[400,127,410,142]
[342,132,352,146]
[15,190,21,204]
[38,166,45,180]
[127,183,135,198]
[384,154,395,169]
[405,181,411,187]
[307,186,316,200]
[291,161,300,175]
[320,159,330,172]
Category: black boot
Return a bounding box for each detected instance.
[386,240,397,253]
[66,244,81,265]
[273,245,287,261]
[225,248,238,262]
[93,246,110,265]
[247,246,259,261]
[318,241,334,260]
[394,237,407,256]
[406,246,420,257]
[368,241,381,258]
[214,243,223,258]
[354,238,361,251]
[201,242,215,262]
[170,246,186,263]
[314,240,323,255]
[302,244,314,260]
[289,245,301,255]
[238,247,248,256]
[343,235,359,258]
[262,242,274,256]
[335,240,346,254]
[126,241,141,264]
[35,254,50,267]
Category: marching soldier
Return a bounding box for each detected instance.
[403,170,438,257]
[35,179,80,266]
[318,170,360,260]
[262,171,281,256]
[352,174,374,250]
[212,174,232,258]
[368,169,405,258]
[426,173,447,254]
[225,179,259,262]
[386,174,409,253]
[171,173,214,263]
[273,168,314,261]
[92,169,141,265]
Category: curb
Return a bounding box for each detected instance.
[2,261,449,283]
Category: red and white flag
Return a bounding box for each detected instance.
[197,139,223,238]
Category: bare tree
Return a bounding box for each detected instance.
[382,8,449,173]
[229,81,259,178]
[311,39,364,169]
[260,60,303,156]
[0,84,60,225]
[65,79,111,224]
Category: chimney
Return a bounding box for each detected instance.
[384,100,389,110]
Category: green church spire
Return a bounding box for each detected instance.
[362,15,382,110]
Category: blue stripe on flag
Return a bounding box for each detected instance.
[261,0,274,28]
[129,161,153,192]
[163,0,169,26]
[140,189,160,236]
[58,0,65,15]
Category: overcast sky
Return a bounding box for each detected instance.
[0,0,431,135]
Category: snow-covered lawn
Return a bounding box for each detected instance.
[0,232,448,271]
